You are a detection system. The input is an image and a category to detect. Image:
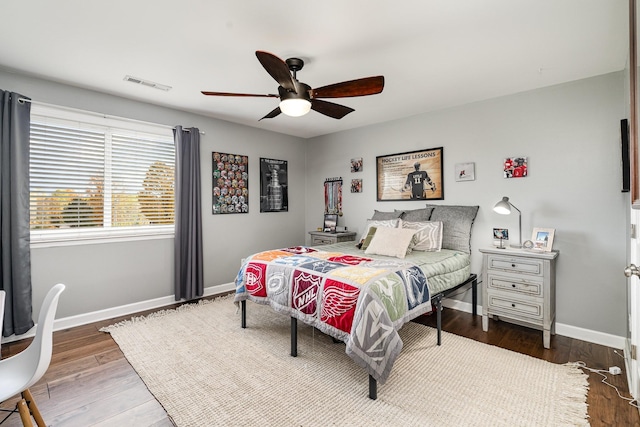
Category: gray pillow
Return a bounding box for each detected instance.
[400,207,434,222]
[427,205,479,253]
[371,210,403,220]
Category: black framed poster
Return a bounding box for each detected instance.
[376,147,444,201]
[260,158,288,212]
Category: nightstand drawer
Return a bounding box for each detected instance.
[487,254,543,276]
[487,275,543,297]
[487,293,543,320]
[308,231,356,246]
[312,237,334,245]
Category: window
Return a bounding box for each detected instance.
[29,104,175,245]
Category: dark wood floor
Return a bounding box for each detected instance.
[2,301,639,426]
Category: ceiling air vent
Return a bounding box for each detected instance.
[123,75,172,91]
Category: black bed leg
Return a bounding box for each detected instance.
[369,375,377,400]
[241,300,246,328]
[436,296,442,346]
[472,275,478,317]
[290,317,298,357]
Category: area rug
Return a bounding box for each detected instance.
[101,296,589,426]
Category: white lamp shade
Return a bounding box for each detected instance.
[493,197,512,215]
[279,99,311,117]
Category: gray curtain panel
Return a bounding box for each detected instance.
[0,90,34,337]
[173,126,203,300]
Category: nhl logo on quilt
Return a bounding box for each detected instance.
[292,271,321,315]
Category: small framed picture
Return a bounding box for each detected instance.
[531,228,555,251]
[351,179,362,193]
[455,162,475,181]
[350,157,363,173]
[504,156,528,178]
[323,213,338,233]
[493,228,508,249]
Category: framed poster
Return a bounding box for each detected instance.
[376,147,443,201]
[260,158,288,212]
[212,152,248,214]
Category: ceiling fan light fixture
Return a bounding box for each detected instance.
[279,98,311,117]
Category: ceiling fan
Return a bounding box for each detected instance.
[201,51,384,120]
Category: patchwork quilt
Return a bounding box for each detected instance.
[234,246,433,384]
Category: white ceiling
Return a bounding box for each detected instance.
[0,1,629,139]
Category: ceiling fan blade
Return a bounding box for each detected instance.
[259,107,282,121]
[312,76,384,99]
[255,51,296,92]
[201,91,279,98]
[310,99,354,119]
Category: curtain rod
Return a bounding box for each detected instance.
[17,97,205,135]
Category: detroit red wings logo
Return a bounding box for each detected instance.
[327,255,371,265]
[321,280,360,333]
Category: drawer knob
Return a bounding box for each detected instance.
[511,284,516,288]
[511,263,516,268]
[511,303,516,308]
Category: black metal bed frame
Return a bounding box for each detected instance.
[240,273,477,400]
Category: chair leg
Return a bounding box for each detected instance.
[16,399,34,427]
[22,390,45,427]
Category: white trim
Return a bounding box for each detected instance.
[31,229,173,248]
[442,299,626,350]
[3,290,625,351]
[1,282,235,345]
[555,322,625,350]
[625,338,635,400]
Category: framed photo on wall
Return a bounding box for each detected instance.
[260,158,288,212]
[350,157,363,172]
[351,179,362,193]
[212,152,248,214]
[376,147,444,201]
[504,156,528,178]
[455,162,475,182]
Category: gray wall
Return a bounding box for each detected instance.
[305,72,628,337]
[0,68,629,339]
[0,70,307,319]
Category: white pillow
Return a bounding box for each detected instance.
[358,218,401,244]
[402,221,443,251]
[365,226,417,259]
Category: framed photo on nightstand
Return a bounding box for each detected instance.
[531,228,555,251]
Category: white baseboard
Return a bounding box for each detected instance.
[441,299,626,350]
[1,282,235,345]
[4,285,625,351]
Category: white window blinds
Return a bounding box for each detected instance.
[29,104,175,244]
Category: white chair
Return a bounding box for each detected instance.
[0,284,65,427]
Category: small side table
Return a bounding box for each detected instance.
[480,247,559,348]
[308,231,356,246]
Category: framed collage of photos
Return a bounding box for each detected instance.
[212,152,248,214]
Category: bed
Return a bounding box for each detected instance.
[234,204,479,399]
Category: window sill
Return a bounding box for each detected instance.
[30,228,174,248]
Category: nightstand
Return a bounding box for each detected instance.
[480,247,559,348]
[308,231,357,246]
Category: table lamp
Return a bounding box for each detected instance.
[493,196,522,248]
